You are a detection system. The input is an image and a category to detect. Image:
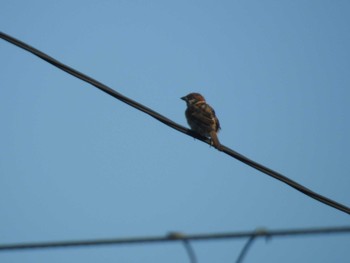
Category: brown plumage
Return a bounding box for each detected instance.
[181,93,222,150]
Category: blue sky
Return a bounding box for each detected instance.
[1,1,349,262]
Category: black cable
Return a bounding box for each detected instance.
[1,31,349,215]
[221,146,350,214]
[0,226,349,252]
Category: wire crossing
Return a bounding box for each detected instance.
[1,31,349,215]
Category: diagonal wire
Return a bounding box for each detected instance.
[235,235,256,263]
[168,232,197,263]
[0,226,349,252]
[235,228,268,263]
[1,31,349,215]
[183,240,197,263]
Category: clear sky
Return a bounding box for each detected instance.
[1,1,349,262]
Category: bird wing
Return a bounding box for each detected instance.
[188,104,216,128]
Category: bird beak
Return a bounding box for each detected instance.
[181,96,186,101]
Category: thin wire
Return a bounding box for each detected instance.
[235,235,257,263]
[183,241,197,263]
[167,232,198,263]
[1,31,349,215]
[0,226,349,252]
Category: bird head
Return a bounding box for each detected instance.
[181,93,206,106]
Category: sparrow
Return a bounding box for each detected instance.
[181,93,222,150]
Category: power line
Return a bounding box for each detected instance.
[235,235,257,263]
[1,31,349,215]
[183,240,197,263]
[0,226,349,252]
[168,232,197,263]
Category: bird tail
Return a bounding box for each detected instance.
[210,131,222,151]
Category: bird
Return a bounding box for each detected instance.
[181,93,222,150]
